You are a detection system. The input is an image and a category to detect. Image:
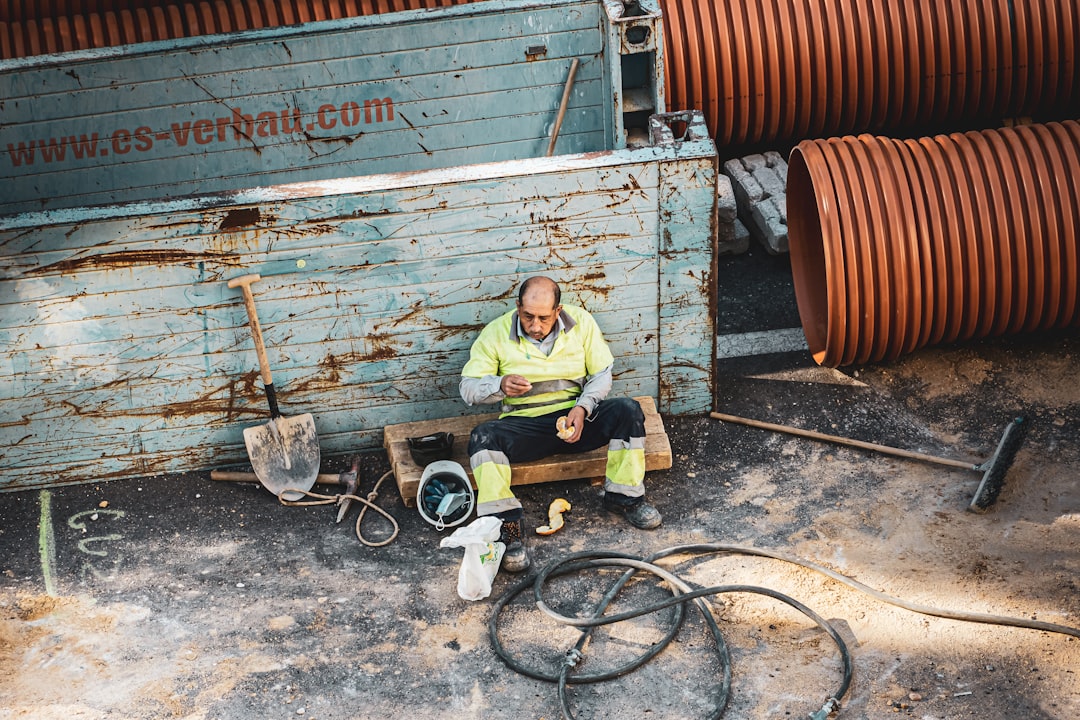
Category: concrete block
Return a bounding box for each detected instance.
[722,151,789,255]
[716,171,738,223]
[716,172,749,255]
[750,196,788,254]
[741,153,765,171]
[723,157,764,203]
[718,217,751,256]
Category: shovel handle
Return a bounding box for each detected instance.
[228,273,280,418]
[212,470,342,486]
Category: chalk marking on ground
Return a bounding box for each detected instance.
[716,328,808,359]
[68,509,127,581]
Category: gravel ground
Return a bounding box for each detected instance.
[1,249,1077,720]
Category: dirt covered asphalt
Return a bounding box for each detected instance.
[1,248,1078,720]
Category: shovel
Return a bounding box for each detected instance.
[227,273,320,501]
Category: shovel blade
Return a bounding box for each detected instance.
[244,413,320,501]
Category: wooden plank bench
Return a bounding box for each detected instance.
[383,396,672,507]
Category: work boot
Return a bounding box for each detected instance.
[498,515,530,573]
[602,494,662,530]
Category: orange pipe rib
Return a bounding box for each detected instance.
[788,120,1080,368]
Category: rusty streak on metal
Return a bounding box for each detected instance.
[303,224,341,236]
[29,249,234,275]
[432,323,485,342]
[302,131,361,146]
[664,360,710,372]
[350,209,393,219]
[218,208,261,231]
[293,342,416,394]
[265,223,339,241]
[387,301,433,330]
[50,374,261,422]
[322,335,405,366]
[162,373,261,422]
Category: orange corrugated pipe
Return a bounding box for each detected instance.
[0,0,478,57]
[5,0,1079,153]
[660,0,1079,148]
[787,120,1080,368]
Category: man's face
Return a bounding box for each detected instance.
[518,290,561,341]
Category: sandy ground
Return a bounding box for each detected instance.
[1,253,1077,719]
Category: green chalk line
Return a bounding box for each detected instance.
[39,490,57,597]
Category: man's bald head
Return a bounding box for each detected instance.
[518,276,561,309]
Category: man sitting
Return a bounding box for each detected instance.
[459,276,662,573]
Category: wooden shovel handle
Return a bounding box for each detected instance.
[227,273,274,389]
[212,470,342,486]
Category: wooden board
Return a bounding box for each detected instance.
[383,396,672,507]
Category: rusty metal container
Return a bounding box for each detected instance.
[0,0,718,492]
[660,0,1080,148]
[1,0,665,214]
[787,120,1080,368]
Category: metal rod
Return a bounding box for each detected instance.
[709,411,978,470]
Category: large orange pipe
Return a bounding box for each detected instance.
[787,120,1080,368]
[0,0,474,24]
[4,0,1079,154]
[659,0,1079,148]
[0,0,477,54]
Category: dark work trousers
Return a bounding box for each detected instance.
[468,396,645,462]
[467,397,647,516]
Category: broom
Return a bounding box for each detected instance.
[709,412,1029,512]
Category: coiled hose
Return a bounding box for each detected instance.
[489,543,1080,720]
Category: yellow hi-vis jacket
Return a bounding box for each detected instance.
[461,305,614,418]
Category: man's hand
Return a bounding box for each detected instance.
[560,405,588,443]
[500,374,533,397]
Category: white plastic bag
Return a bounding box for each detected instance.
[439,516,506,601]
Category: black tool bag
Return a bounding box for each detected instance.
[407,432,455,466]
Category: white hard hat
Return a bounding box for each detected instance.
[416,460,475,530]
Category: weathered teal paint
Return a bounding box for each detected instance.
[0,0,714,492]
[2,1,617,213]
[652,113,718,412]
[1,0,660,215]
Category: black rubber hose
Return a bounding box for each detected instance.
[490,542,1080,719]
[657,543,1080,639]
[537,553,733,720]
[489,554,733,719]
[490,547,854,720]
[488,558,700,684]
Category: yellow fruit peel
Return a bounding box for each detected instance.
[535,497,572,535]
[555,416,575,440]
